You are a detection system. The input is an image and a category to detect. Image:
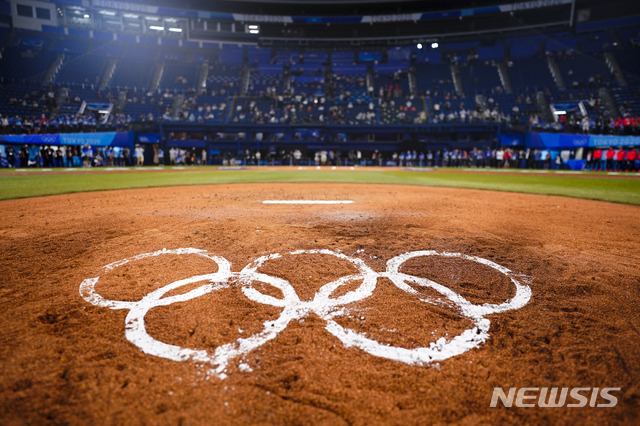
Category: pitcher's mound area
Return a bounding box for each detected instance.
[1,183,639,424]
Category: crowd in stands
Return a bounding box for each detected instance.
[1,51,639,132]
[2,102,638,135]
[3,76,638,133]
[549,111,640,134]
[2,25,640,170]
[168,84,640,131]
[0,112,133,134]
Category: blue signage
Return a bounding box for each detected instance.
[527,133,589,149]
[588,134,640,148]
[0,131,134,147]
[527,133,640,149]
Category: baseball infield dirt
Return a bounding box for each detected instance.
[1,183,639,424]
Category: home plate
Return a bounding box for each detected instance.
[262,200,354,205]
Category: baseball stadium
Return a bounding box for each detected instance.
[1,0,639,424]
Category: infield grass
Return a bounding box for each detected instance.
[0,167,639,205]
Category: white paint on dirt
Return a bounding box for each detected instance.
[80,248,532,379]
[331,250,533,366]
[262,200,354,205]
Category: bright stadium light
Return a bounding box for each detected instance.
[99,10,116,16]
[248,25,259,30]
[431,42,439,49]
[417,43,423,49]
[149,25,165,31]
[249,29,260,34]
[168,27,183,32]
[83,14,90,18]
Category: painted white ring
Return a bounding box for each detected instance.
[79,248,232,310]
[323,251,531,365]
[238,249,379,312]
[124,249,380,377]
[385,250,532,317]
[124,274,232,369]
[77,248,247,376]
[123,270,295,379]
[80,248,532,377]
[324,316,490,365]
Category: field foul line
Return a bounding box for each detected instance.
[262,200,354,205]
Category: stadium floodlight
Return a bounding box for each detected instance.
[249,29,260,34]
[123,13,139,19]
[431,42,439,49]
[416,43,423,49]
[149,25,165,31]
[248,25,259,30]
[168,27,182,33]
[83,14,90,19]
[99,10,116,16]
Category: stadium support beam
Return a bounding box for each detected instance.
[570,0,576,28]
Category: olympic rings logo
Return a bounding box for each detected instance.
[80,248,532,379]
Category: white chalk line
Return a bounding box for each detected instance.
[262,200,354,205]
[80,248,532,379]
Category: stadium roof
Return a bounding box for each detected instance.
[131,0,571,16]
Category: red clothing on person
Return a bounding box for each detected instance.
[616,149,627,161]
[614,118,623,129]
[606,148,615,160]
[593,149,602,160]
[627,150,638,161]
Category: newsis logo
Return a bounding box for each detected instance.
[490,387,621,408]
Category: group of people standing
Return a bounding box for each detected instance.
[1,143,147,168]
[586,147,639,172]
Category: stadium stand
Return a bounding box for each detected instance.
[0,2,639,168]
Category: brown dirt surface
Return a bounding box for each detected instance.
[1,182,639,424]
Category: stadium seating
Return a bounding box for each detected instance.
[0,19,639,133]
[508,57,556,92]
[0,46,57,83]
[415,62,456,95]
[160,62,199,91]
[459,61,501,95]
[555,53,613,88]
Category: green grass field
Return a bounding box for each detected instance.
[1,167,639,205]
